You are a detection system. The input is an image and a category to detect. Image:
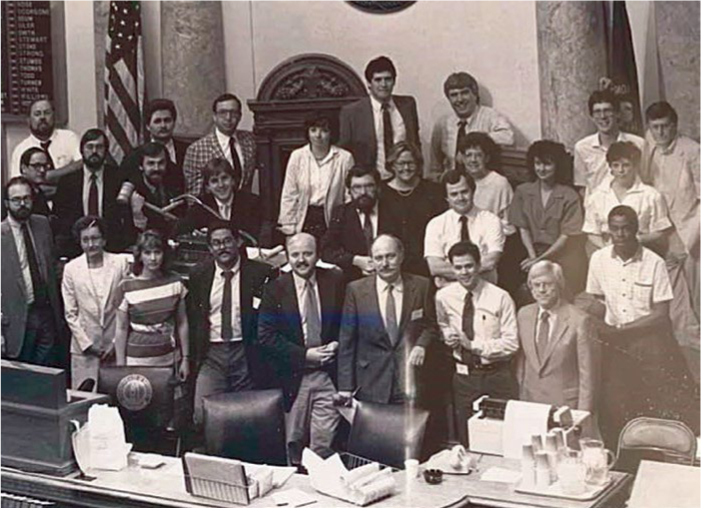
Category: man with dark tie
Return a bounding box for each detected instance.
[337,235,437,405]
[183,93,257,196]
[18,148,52,216]
[425,171,504,287]
[1,177,63,365]
[339,56,420,181]
[435,241,519,446]
[120,99,190,195]
[321,166,391,281]
[187,221,273,426]
[257,233,345,465]
[53,129,129,257]
[430,72,514,179]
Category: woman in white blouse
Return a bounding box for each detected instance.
[278,113,354,239]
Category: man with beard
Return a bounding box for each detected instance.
[257,233,344,465]
[187,221,273,426]
[130,142,184,236]
[339,56,420,181]
[10,100,82,193]
[54,129,129,257]
[435,241,519,446]
[516,260,600,412]
[183,93,257,196]
[1,177,63,365]
[17,148,52,217]
[574,90,644,199]
[321,166,392,282]
[337,234,437,405]
[586,205,700,447]
[120,99,190,195]
[430,72,514,179]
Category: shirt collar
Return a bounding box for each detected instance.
[655,135,679,156]
[604,176,644,194]
[457,278,484,299]
[370,95,395,112]
[454,105,481,125]
[376,275,404,293]
[357,202,378,217]
[292,271,317,293]
[306,144,338,165]
[83,167,104,181]
[7,214,25,230]
[217,258,241,276]
[592,131,625,149]
[538,300,561,319]
[447,206,478,222]
[214,194,235,209]
[610,244,644,263]
[215,128,236,147]
[29,130,58,145]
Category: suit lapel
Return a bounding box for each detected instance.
[281,274,304,344]
[317,270,335,341]
[208,131,227,160]
[540,305,570,372]
[1,222,26,298]
[399,275,416,333]
[521,305,541,372]
[29,217,50,282]
[365,276,392,347]
[360,98,377,156]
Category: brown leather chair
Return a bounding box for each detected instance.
[203,389,287,466]
[615,416,697,474]
[347,401,430,470]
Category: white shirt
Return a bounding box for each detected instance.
[292,272,322,346]
[81,167,104,217]
[370,96,406,179]
[474,171,516,236]
[163,139,177,164]
[582,178,672,237]
[8,215,35,304]
[209,259,243,342]
[376,276,404,332]
[307,147,338,206]
[535,306,558,343]
[357,203,379,239]
[586,245,673,326]
[573,131,645,195]
[424,207,505,282]
[10,128,81,177]
[215,128,245,170]
[214,195,235,221]
[435,279,519,363]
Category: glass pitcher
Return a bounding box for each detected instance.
[579,438,616,486]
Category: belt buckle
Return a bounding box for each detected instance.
[456,363,469,376]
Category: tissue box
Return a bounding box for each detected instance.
[183,453,259,505]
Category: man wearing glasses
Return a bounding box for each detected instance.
[573,89,644,199]
[183,93,257,196]
[17,147,53,216]
[1,177,63,366]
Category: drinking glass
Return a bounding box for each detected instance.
[579,438,615,486]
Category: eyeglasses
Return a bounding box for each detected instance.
[8,196,33,204]
[210,237,236,248]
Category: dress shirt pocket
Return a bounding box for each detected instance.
[474,307,500,341]
[632,281,653,310]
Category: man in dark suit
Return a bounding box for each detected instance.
[257,233,345,464]
[187,220,273,426]
[183,93,257,197]
[337,235,437,405]
[120,99,190,195]
[339,56,420,180]
[18,147,52,216]
[516,260,600,412]
[1,177,63,366]
[321,166,391,281]
[53,128,129,257]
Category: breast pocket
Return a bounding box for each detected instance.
[475,308,500,340]
[632,281,653,311]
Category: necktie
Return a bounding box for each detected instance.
[455,120,467,171]
[459,215,470,243]
[21,223,47,305]
[362,212,374,253]
[228,137,243,188]
[304,280,322,347]
[382,103,394,156]
[221,271,235,340]
[385,284,399,346]
[536,312,550,361]
[39,140,55,170]
[88,173,99,216]
[461,290,474,364]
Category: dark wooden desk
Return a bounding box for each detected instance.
[1,453,631,508]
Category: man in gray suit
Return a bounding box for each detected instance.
[337,234,437,405]
[516,260,600,412]
[1,177,63,365]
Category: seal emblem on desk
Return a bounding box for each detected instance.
[116,374,153,411]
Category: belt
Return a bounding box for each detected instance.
[455,358,508,374]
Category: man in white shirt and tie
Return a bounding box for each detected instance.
[257,233,345,465]
[435,241,519,446]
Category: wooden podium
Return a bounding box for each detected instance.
[1,360,108,476]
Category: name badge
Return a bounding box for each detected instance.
[253,297,261,309]
[411,309,423,321]
[456,363,469,376]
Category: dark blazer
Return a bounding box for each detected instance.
[119,138,190,196]
[53,164,129,256]
[257,268,345,410]
[186,258,273,388]
[516,302,600,412]
[179,192,262,242]
[1,215,62,358]
[339,95,421,169]
[132,174,184,238]
[337,273,438,404]
[321,202,393,281]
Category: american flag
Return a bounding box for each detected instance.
[104,1,145,164]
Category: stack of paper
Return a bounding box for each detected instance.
[87,404,131,470]
[302,449,395,506]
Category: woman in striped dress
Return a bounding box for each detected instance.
[115,230,189,382]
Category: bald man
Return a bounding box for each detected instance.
[257,233,345,465]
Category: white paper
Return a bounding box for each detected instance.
[243,462,296,488]
[502,400,551,459]
[272,488,318,507]
[88,405,130,470]
[480,467,522,484]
